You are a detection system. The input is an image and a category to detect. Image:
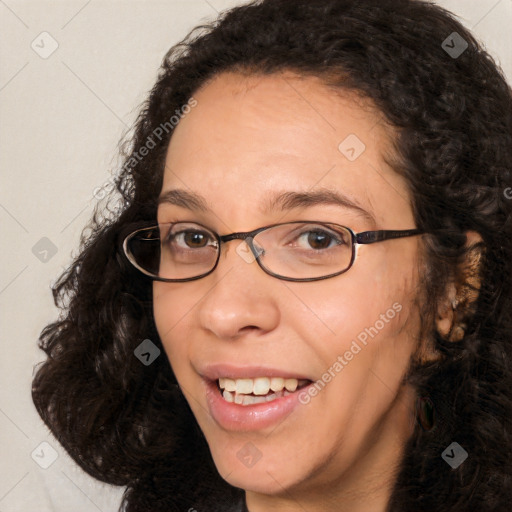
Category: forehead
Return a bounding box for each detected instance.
[160,71,414,229]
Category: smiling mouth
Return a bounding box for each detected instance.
[216,377,312,406]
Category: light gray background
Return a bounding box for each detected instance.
[1,1,511,510]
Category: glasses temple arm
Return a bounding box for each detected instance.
[355,229,425,244]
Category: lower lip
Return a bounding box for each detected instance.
[204,379,309,432]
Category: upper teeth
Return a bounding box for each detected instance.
[218,377,306,395]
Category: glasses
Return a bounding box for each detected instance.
[122,220,424,283]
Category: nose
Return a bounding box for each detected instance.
[197,239,280,340]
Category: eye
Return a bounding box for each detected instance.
[164,224,217,250]
[291,225,348,251]
[170,230,210,249]
[299,229,337,250]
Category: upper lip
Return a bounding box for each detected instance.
[198,363,313,382]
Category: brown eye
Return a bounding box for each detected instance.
[181,230,209,248]
[164,224,217,252]
[304,230,338,250]
[289,225,347,251]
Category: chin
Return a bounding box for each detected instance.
[208,441,305,495]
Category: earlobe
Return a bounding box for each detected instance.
[436,282,457,338]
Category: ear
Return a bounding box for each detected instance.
[436,281,457,339]
[436,230,484,342]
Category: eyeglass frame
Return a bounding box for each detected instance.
[122,219,425,283]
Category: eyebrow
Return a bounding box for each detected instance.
[157,188,376,226]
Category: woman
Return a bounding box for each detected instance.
[32,0,512,510]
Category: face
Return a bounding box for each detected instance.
[153,71,422,506]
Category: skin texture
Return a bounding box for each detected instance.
[153,71,426,512]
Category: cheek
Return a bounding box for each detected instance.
[302,284,416,424]
[289,248,419,372]
[291,278,413,348]
[152,283,192,371]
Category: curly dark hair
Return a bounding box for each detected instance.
[32,0,512,510]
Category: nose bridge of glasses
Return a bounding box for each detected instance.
[219,222,270,243]
[218,231,263,265]
[219,228,267,253]
[219,231,250,243]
